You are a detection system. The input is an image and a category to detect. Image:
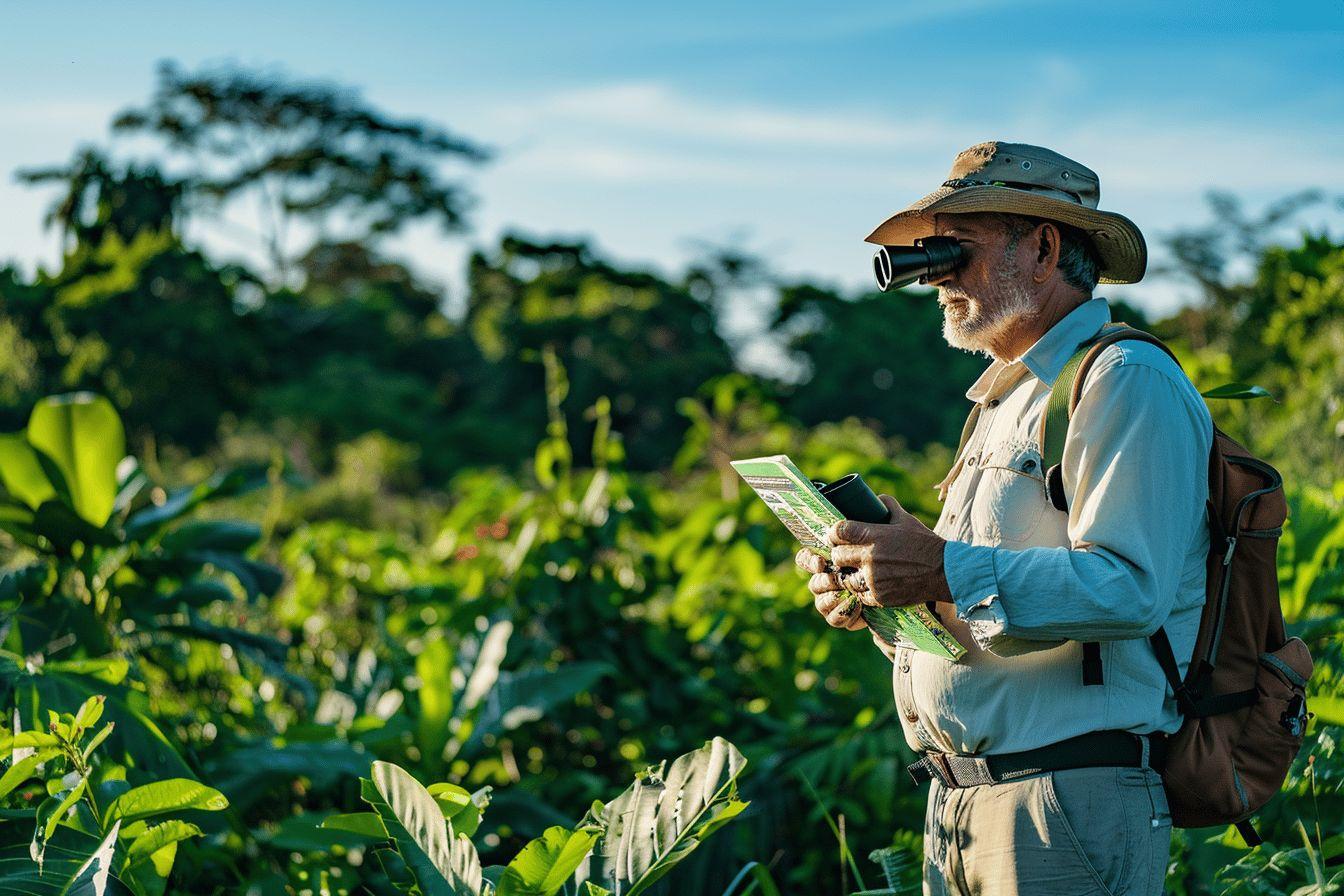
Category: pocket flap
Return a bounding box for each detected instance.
[1259,637,1313,688]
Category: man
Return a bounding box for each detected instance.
[796,142,1212,895]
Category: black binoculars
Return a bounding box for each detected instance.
[872,236,966,292]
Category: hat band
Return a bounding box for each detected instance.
[942,177,1084,206]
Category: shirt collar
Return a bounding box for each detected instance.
[964,297,1112,403]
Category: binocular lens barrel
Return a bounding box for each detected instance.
[872,236,965,292]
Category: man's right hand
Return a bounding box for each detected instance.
[795,547,867,632]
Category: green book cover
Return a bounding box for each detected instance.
[731,455,966,662]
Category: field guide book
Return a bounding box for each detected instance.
[731,454,966,661]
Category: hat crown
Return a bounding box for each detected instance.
[946,141,1101,210]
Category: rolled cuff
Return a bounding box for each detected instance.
[944,540,1007,649]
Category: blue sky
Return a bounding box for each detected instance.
[3,1,1342,343]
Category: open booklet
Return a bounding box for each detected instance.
[731,454,966,661]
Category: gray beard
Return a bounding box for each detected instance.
[941,277,1037,360]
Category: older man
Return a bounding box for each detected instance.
[797,142,1212,895]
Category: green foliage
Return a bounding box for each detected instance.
[2,67,1342,896]
[328,739,746,896]
[495,825,601,896]
[0,694,227,895]
[580,737,749,896]
[771,282,985,449]
[3,393,125,526]
[362,760,485,896]
[463,235,737,471]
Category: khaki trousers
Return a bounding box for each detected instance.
[923,766,1172,895]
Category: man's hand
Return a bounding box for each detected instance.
[825,494,953,609]
[796,547,901,662]
[795,547,867,631]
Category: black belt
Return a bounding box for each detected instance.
[907,730,1166,789]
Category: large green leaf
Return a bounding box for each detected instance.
[580,737,749,896]
[496,826,600,896]
[419,620,514,766]
[158,520,262,554]
[103,780,228,826]
[0,749,63,801]
[157,615,288,664]
[122,466,269,539]
[0,563,49,607]
[361,761,484,896]
[204,738,370,810]
[468,662,611,748]
[42,659,129,687]
[1200,382,1275,401]
[0,434,57,511]
[25,394,125,526]
[251,813,372,852]
[0,823,131,895]
[427,783,492,839]
[319,812,388,840]
[416,636,456,768]
[120,819,201,867]
[63,819,122,896]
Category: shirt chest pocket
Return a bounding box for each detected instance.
[969,441,1049,544]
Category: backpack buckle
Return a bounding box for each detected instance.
[1223,536,1238,566]
[1280,695,1309,737]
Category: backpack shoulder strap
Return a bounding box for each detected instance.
[1037,321,1183,688]
[1038,322,1182,504]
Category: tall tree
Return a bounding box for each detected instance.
[112,60,491,279]
[18,148,183,250]
[464,235,737,470]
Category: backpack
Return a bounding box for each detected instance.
[1038,321,1314,845]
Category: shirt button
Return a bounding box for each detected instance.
[966,455,977,467]
[988,399,1000,408]
[905,710,919,722]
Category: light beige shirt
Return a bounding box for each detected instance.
[894,296,1213,756]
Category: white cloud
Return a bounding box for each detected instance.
[532,82,961,151]
[478,80,1342,201]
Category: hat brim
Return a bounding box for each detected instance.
[864,184,1147,284]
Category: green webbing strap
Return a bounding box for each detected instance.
[1040,322,1184,475]
[1040,322,1133,472]
[1039,322,1173,689]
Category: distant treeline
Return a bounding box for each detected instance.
[1,61,1339,490]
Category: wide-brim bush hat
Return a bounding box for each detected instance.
[864,141,1147,284]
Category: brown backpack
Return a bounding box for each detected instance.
[1040,322,1314,844]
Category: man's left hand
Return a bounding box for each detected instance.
[826,495,953,609]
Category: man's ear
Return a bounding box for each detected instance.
[1033,223,1061,282]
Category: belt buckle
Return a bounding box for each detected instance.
[929,752,960,788]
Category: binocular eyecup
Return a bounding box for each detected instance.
[872,236,965,292]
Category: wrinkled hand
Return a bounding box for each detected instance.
[824,495,953,609]
[795,547,867,631]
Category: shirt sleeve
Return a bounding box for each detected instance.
[943,351,1213,649]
